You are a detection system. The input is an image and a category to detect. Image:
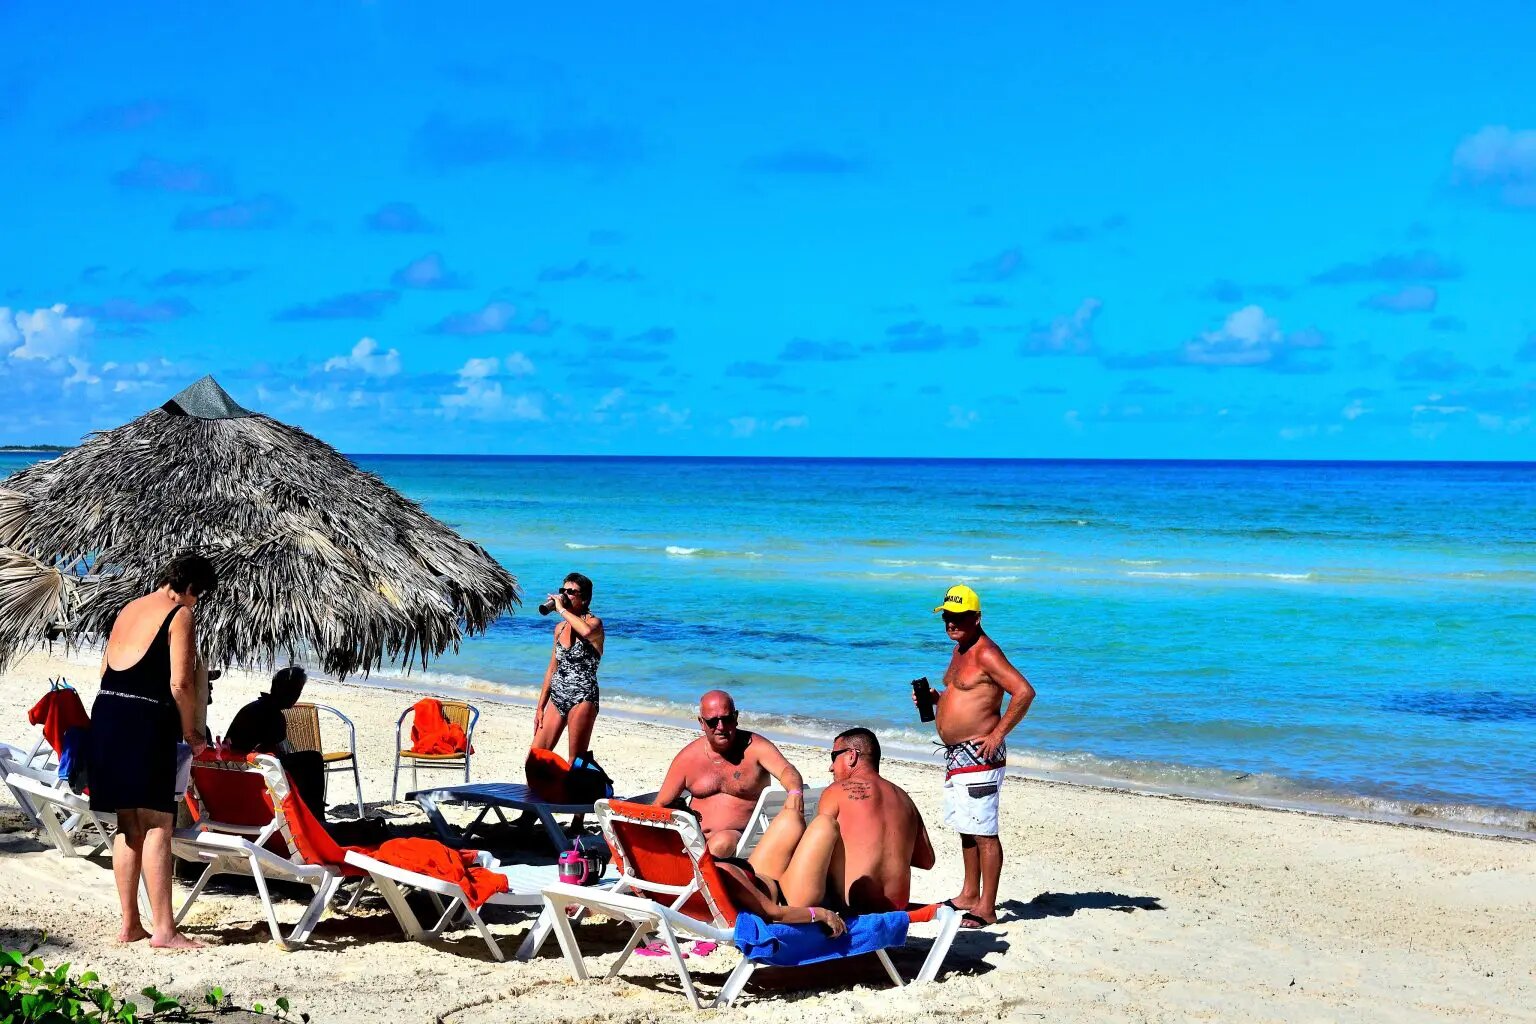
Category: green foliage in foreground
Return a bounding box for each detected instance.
[1,945,307,1024]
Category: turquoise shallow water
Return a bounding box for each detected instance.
[6,453,1534,830]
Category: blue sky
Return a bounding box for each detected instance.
[1,3,1533,459]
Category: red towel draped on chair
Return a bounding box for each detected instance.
[373,837,509,909]
[28,688,90,754]
[409,698,472,755]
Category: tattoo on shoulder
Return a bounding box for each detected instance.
[844,780,872,800]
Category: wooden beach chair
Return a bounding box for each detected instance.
[533,800,963,1009]
[391,699,479,800]
[282,701,365,812]
[174,753,374,949]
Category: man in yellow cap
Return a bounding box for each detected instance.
[913,584,1035,928]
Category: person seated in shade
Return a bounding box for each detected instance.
[654,689,806,857]
[224,666,325,816]
[717,727,935,915]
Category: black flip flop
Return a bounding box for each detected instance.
[959,912,993,929]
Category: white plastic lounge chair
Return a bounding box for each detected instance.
[734,785,825,858]
[343,849,606,962]
[391,699,479,800]
[4,770,116,857]
[173,753,372,949]
[282,702,364,813]
[535,799,962,1009]
[0,745,55,829]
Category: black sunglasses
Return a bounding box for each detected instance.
[559,587,583,596]
[830,747,854,762]
[701,712,738,728]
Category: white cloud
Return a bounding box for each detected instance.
[654,403,691,430]
[323,337,401,377]
[1183,306,1282,366]
[4,304,93,362]
[1342,399,1370,421]
[458,356,500,379]
[1023,298,1102,355]
[1452,126,1536,207]
[947,405,979,429]
[595,388,625,412]
[63,358,99,388]
[772,415,808,431]
[504,351,535,376]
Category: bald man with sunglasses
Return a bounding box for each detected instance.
[654,689,806,857]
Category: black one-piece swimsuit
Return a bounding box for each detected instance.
[88,606,184,814]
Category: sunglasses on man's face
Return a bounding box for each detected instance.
[829,747,854,762]
[701,713,737,729]
[559,587,583,596]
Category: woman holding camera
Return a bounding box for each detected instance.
[532,572,604,763]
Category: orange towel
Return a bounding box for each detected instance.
[409,698,472,755]
[524,748,571,802]
[269,768,375,877]
[28,688,90,754]
[373,837,509,910]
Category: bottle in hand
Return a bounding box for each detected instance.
[911,677,936,722]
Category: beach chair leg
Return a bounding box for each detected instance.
[465,906,506,963]
[607,923,649,977]
[536,806,568,854]
[914,905,963,984]
[714,959,758,1008]
[350,760,364,814]
[426,894,469,935]
[655,917,702,1010]
[174,861,221,926]
[515,906,554,961]
[876,948,904,988]
[288,875,341,948]
[341,877,370,913]
[463,752,470,785]
[371,872,427,940]
[248,860,287,948]
[391,752,401,802]
[542,894,590,981]
[37,803,80,857]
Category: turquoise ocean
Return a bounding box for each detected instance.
[5,453,1533,833]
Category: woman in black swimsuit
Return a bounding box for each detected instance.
[532,572,605,764]
[89,552,217,949]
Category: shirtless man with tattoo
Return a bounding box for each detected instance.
[914,585,1035,928]
[720,727,935,914]
[654,690,805,857]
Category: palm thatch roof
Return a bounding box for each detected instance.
[0,376,519,676]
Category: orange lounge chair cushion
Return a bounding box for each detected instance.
[604,800,739,927]
[524,748,571,802]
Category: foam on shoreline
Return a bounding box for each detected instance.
[361,663,1536,842]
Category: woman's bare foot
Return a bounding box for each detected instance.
[945,894,980,912]
[149,931,204,950]
[116,924,151,943]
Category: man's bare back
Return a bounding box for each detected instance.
[820,771,934,912]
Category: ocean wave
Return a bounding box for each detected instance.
[666,545,699,556]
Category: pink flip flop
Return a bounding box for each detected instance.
[636,939,680,958]
[690,941,718,957]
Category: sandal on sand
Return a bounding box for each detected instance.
[690,941,717,957]
[959,912,994,930]
[636,939,682,958]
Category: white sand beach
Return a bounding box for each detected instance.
[2,648,1533,1023]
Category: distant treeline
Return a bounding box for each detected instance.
[0,444,70,452]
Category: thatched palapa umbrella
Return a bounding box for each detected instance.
[0,376,519,676]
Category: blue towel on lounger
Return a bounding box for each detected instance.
[732,911,909,967]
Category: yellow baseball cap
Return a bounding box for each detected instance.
[934,584,981,614]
